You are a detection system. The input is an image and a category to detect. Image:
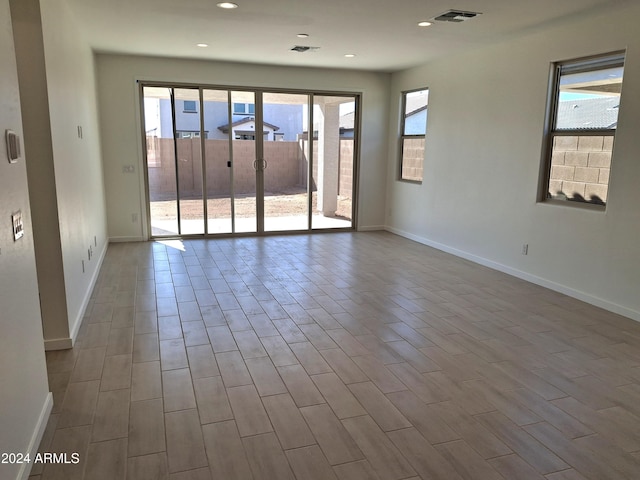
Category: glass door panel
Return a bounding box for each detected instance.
[143,86,179,236]
[143,84,357,238]
[311,95,355,230]
[230,91,258,233]
[203,89,233,234]
[174,88,205,234]
[262,92,310,232]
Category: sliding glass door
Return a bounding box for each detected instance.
[202,89,233,234]
[262,92,310,232]
[144,86,180,237]
[174,88,205,235]
[142,84,358,237]
[312,95,356,230]
[227,91,258,234]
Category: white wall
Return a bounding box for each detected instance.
[40,0,108,345]
[386,3,640,320]
[95,54,390,240]
[11,0,108,349]
[10,0,70,347]
[0,0,51,478]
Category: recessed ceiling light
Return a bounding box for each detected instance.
[297,33,309,38]
[196,43,208,47]
[216,2,238,9]
[344,54,356,58]
[418,21,432,27]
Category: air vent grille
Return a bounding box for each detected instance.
[433,10,481,22]
[290,45,320,53]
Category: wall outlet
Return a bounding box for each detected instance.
[132,213,138,223]
[122,165,135,173]
[522,243,529,255]
[12,210,24,241]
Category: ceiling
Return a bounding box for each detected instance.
[64,0,630,72]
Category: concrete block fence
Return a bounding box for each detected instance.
[147,138,353,200]
[549,135,612,203]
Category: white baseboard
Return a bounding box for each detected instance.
[357,224,385,232]
[44,240,109,351]
[44,337,73,351]
[385,225,640,323]
[69,240,109,346]
[17,393,53,480]
[109,235,145,243]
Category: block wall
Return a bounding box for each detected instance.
[401,138,425,182]
[549,135,612,203]
[148,138,355,200]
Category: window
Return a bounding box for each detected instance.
[176,130,207,139]
[233,103,255,115]
[399,89,428,182]
[235,133,255,140]
[183,100,197,113]
[541,52,625,207]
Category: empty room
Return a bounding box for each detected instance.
[1,0,640,479]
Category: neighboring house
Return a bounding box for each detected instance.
[338,111,355,138]
[304,109,358,139]
[148,98,359,141]
[217,117,282,141]
[152,99,304,141]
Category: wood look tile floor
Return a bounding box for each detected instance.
[32,232,640,480]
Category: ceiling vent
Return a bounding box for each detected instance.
[433,10,481,23]
[290,45,320,53]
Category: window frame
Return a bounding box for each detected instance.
[399,87,428,183]
[539,51,625,209]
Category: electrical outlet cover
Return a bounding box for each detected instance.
[6,130,20,163]
[12,211,24,240]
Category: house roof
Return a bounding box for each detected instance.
[218,117,280,133]
[405,92,428,117]
[340,112,355,130]
[556,96,620,130]
[406,105,427,118]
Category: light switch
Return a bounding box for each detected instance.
[12,210,24,241]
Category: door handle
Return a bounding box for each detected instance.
[253,159,267,171]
